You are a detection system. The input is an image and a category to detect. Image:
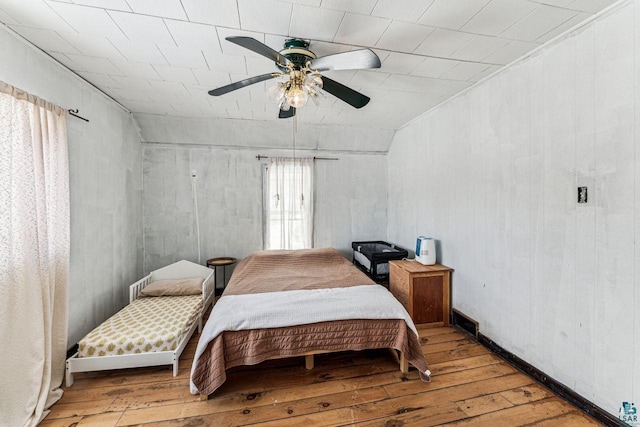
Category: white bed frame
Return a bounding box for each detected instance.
[65,260,214,387]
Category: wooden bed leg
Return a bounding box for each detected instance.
[199,393,211,401]
[305,355,314,370]
[400,353,409,374]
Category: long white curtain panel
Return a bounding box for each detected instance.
[0,81,70,426]
[265,157,314,250]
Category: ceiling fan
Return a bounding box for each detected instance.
[208,37,381,119]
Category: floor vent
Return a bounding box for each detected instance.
[451,308,479,339]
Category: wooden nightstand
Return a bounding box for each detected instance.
[389,261,453,328]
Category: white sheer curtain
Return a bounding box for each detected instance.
[0,82,70,426]
[265,157,313,250]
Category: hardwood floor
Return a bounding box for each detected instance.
[43,327,602,426]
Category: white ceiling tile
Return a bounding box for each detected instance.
[449,34,510,61]
[203,51,247,73]
[181,0,239,27]
[333,13,391,46]
[305,40,353,57]
[321,69,357,82]
[0,8,21,25]
[461,0,537,36]
[237,0,291,35]
[435,79,474,95]
[469,63,501,81]
[418,0,490,30]
[415,77,448,93]
[375,21,434,53]
[109,39,167,64]
[371,0,435,23]
[566,0,618,13]
[217,28,265,56]
[10,25,79,53]
[320,0,377,15]
[126,0,187,20]
[347,70,390,89]
[381,74,425,92]
[414,28,474,57]
[152,64,198,84]
[439,61,490,81]
[528,0,574,6]
[379,52,424,74]
[1,0,75,32]
[483,40,540,65]
[122,100,172,114]
[245,56,280,76]
[192,69,232,87]
[535,11,591,42]
[410,57,459,78]
[69,0,132,11]
[108,11,175,45]
[263,34,289,53]
[102,87,151,102]
[146,79,189,95]
[164,20,221,52]
[500,5,577,41]
[158,44,208,68]
[278,0,321,6]
[57,31,125,61]
[108,59,160,79]
[64,54,122,74]
[46,51,85,71]
[110,74,153,90]
[47,2,127,39]
[76,71,120,88]
[289,4,344,42]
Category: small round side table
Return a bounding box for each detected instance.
[206,257,237,295]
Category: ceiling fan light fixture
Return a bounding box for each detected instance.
[286,85,308,108]
[267,81,286,102]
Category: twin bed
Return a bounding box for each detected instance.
[66,248,430,397]
[65,260,214,386]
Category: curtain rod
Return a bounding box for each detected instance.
[256,155,338,161]
[68,109,89,122]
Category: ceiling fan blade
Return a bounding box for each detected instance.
[225,36,290,66]
[310,49,381,72]
[208,73,279,96]
[321,77,370,109]
[278,107,296,119]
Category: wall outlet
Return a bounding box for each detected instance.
[578,187,587,203]
[191,169,197,178]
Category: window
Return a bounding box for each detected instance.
[263,157,313,250]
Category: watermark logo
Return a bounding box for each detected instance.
[620,402,639,426]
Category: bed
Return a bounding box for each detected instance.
[190,248,430,397]
[65,260,214,387]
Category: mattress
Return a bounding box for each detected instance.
[190,248,429,395]
[78,295,202,358]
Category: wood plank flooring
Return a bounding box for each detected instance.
[43,327,602,426]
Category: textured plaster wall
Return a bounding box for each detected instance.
[142,144,387,273]
[387,0,639,416]
[0,26,144,346]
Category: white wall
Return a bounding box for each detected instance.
[0,26,144,346]
[387,0,639,415]
[142,144,387,273]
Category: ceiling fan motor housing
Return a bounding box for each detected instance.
[277,38,316,71]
